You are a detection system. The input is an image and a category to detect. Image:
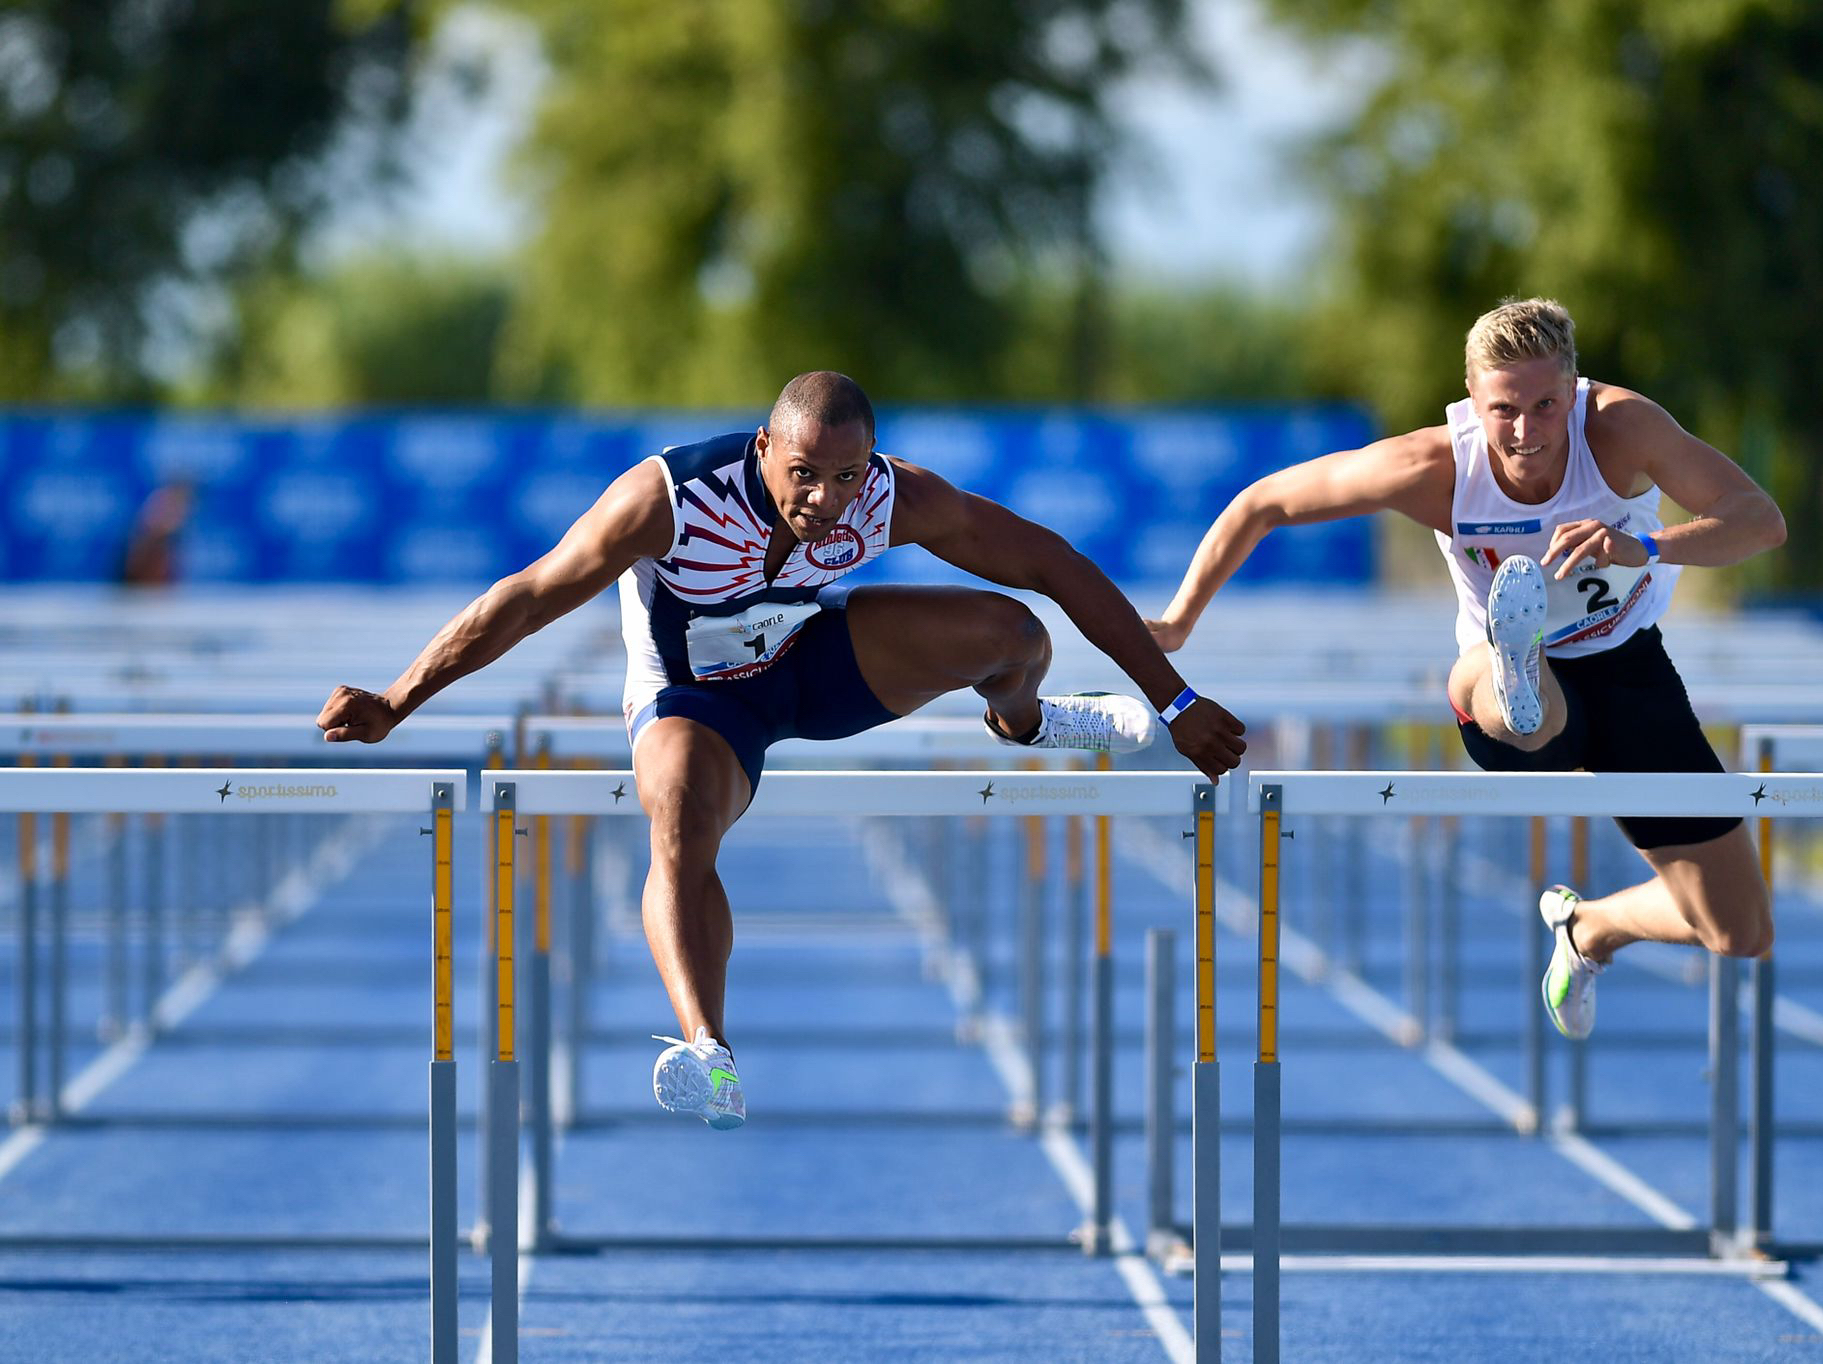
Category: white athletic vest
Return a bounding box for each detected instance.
[618,432,896,723]
[1436,378,1678,657]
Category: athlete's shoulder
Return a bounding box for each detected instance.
[654,431,755,487]
[1584,381,1669,431]
[878,454,970,546]
[1370,424,1456,485]
[1387,423,1455,459]
[1582,381,1683,459]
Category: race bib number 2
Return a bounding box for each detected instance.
[685,601,822,679]
[1543,559,1647,647]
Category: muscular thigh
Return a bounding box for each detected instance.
[631,715,752,837]
[841,585,1044,717]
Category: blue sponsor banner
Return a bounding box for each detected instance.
[0,405,1374,585]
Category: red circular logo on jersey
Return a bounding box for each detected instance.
[804,524,865,570]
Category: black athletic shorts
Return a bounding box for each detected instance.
[1454,625,1740,850]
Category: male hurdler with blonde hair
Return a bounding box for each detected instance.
[1149,298,1786,1039]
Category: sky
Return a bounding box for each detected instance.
[323,1,1379,290]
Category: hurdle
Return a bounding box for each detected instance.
[481,769,1227,1353]
[3,715,511,1123]
[0,767,466,1362]
[1237,770,1823,1364]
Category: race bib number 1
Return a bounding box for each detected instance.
[685,600,822,679]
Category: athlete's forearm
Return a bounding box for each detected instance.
[1039,551,1190,711]
[1158,491,1276,636]
[383,576,551,719]
[1651,489,1787,568]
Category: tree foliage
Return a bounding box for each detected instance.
[1267,0,1823,590]
[196,251,513,408]
[999,278,1329,403]
[494,0,1199,407]
[0,0,424,400]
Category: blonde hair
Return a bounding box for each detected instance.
[1464,298,1577,383]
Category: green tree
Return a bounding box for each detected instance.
[999,277,1328,403]
[1266,0,1823,591]
[0,0,426,401]
[495,0,1199,407]
[198,250,513,408]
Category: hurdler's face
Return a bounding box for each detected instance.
[1468,357,1576,474]
[755,418,873,542]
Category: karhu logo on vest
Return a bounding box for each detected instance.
[803,524,866,571]
[1457,519,1544,536]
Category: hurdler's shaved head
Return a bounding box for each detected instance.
[769,371,875,442]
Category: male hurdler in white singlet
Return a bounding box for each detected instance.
[1146,298,1786,1041]
[319,371,1246,1129]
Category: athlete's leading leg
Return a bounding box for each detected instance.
[1449,553,1569,751]
[632,716,750,1046]
[842,585,1052,731]
[1447,647,1570,752]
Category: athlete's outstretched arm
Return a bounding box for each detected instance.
[888,459,1245,780]
[1148,427,1455,650]
[1543,391,1786,579]
[317,460,675,743]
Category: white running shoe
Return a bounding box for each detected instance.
[652,1027,745,1130]
[1539,885,1604,1040]
[1486,554,1548,737]
[985,692,1157,753]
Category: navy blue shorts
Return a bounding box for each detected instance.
[627,604,898,795]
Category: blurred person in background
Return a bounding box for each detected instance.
[1148,297,1785,1042]
[118,482,195,587]
[319,370,1245,1130]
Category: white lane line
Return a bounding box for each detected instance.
[1546,1133,1696,1231]
[1039,1123,1195,1364]
[0,818,378,1185]
[866,829,1191,1364]
[1758,1280,1823,1333]
[1773,996,1823,1047]
[1226,1253,1783,1277]
[0,1127,48,1184]
[473,1153,539,1364]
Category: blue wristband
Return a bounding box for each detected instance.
[1638,532,1661,565]
[1159,687,1198,725]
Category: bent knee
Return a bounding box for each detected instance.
[1702,913,1773,959]
[969,592,1048,663]
[644,785,732,857]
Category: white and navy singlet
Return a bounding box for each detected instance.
[1436,378,1679,659]
[617,431,897,727]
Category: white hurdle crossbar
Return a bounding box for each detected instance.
[0,767,464,813]
[0,767,467,1364]
[482,769,1229,1360]
[1246,770,1823,818]
[3,714,515,761]
[1241,770,1823,1364]
[487,767,1205,817]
